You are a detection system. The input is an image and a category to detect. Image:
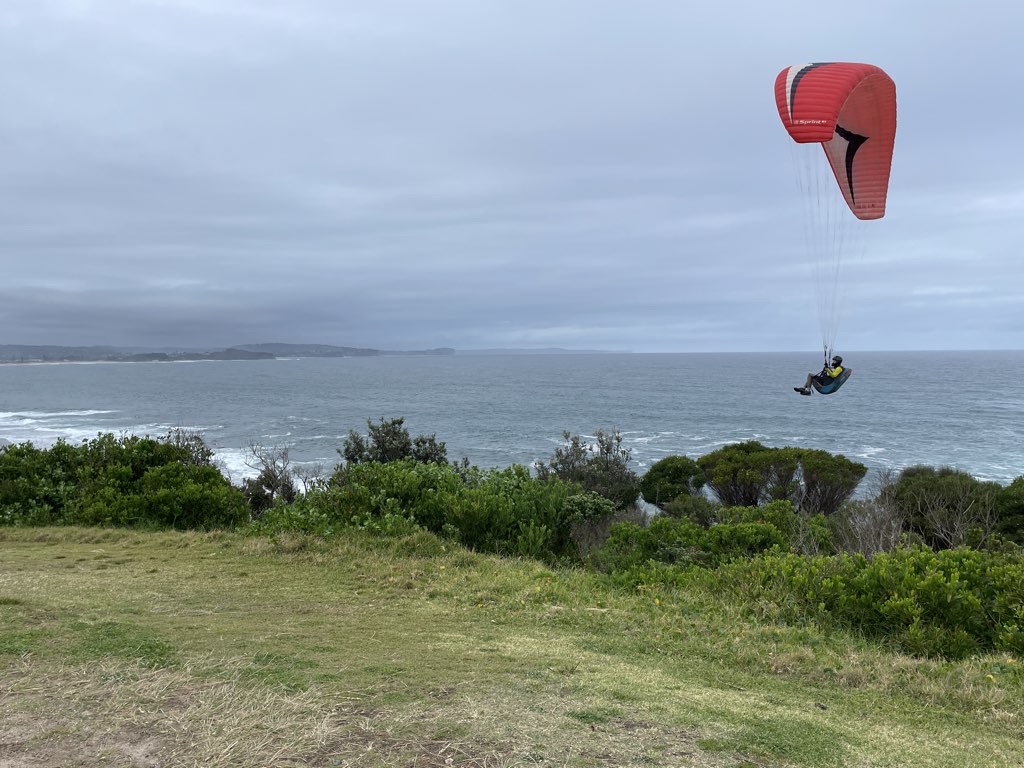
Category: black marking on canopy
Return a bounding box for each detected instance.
[788,62,830,121]
[835,124,869,203]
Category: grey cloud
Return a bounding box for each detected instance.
[2,0,1022,351]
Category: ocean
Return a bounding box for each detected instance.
[1,351,1022,489]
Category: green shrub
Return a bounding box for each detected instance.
[324,459,464,532]
[535,429,640,510]
[798,449,867,516]
[997,476,1024,543]
[719,500,798,538]
[710,546,1024,659]
[593,515,787,573]
[891,466,1000,548]
[445,466,596,559]
[248,495,339,537]
[639,456,705,509]
[702,522,788,562]
[340,417,448,465]
[697,442,800,507]
[719,500,831,554]
[0,440,82,525]
[294,460,603,562]
[449,466,560,555]
[0,432,244,530]
[661,494,720,525]
[568,495,641,560]
[594,517,703,573]
[696,442,865,515]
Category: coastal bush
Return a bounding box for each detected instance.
[0,431,246,530]
[595,498,825,563]
[718,500,832,554]
[160,427,216,467]
[718,500,799,540]
[708,546,1024,658]
[594,517,705,573]
[891,465,1000,548]
[996,476,1024,543]
[340,417,449,465]
[534,429,640,510]
[697,442,800,507]
[248,494,341,538]
[71,462,248,530]
[638,455,705,509]
[696,442,865,515]
[563,491,622,557]
[243,468,297,518]
[829,498,906,556]
[661,493,720,524]
[324,458,464,532]
[0,440,83,525]
[446,466,542,554]
[592,514,787,573]
[75,432,213,482]
[278,460,612,561]
[797,448,868,516]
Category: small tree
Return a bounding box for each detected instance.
[697,442,865,516]
[293,461,326,494]
[412,433,449,464]
[797,448,868,516]
[697,442,800,507]
[340,430,370,466]
[535,429,640,510]
[242,443,297,518]
[893,465,1000,549]
[161,428,215,467]
[340,417,448,466]
[639,455,705,509]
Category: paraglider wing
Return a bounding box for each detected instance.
[774,63,897,220]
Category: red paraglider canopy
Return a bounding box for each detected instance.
[774,62,896,220]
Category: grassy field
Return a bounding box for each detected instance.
[1,527,1021,768]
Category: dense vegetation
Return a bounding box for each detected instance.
[0,431,247,529]
[2,420,1022,659]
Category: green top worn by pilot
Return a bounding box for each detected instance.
[795,355,843,396]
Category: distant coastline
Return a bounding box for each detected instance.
[0,343,633,364]
[0,343,456,364]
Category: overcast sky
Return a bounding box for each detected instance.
[1,0,1021,352]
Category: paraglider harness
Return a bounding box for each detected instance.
[812,346,852,395]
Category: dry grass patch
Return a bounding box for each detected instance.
[0,655,726,768]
